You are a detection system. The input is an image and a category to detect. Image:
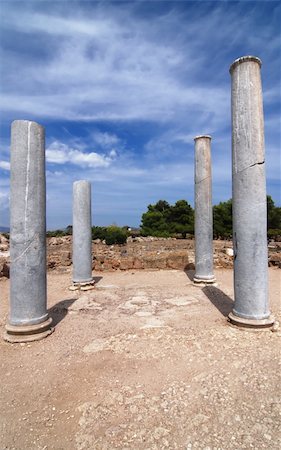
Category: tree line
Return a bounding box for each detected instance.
[141,196,281,239]
[45,195,281,242]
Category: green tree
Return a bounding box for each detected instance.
[148,200,170,214]
[213,199,232,239]
[167,200,194,237]
[141,210,170,237]
[267,195,281,230]
[141,200,171,236]
[141,199,194,237]
[267,195,281,239]
[213,196,281,239]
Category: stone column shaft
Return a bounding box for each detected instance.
[5,120,53,343]
[194,135,215,284]
[229,56,274,328]
[72,180,93,285]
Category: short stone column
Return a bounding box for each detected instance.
[5,120,53,343]
[193,135,216,284]
[229,56,274,328]
[71,180,94,290]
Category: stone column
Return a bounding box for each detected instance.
[5,120,53,343]
[193,135,216,284]
[72,180,94,289]
[229,56,274,328]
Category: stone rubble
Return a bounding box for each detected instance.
[0,234,280,279]
[0,268,280,449]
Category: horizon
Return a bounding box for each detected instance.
[0,193,279,232]
[0,1,280,229]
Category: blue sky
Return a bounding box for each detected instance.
[0,0,280,229]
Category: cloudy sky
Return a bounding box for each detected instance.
[0,0,280,229]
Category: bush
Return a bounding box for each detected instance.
[46,229,66,237]
[104,226,128,245]
[92,225,128,245]
[268,229,281,241]
[92,226,107,241]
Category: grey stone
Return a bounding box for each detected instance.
[72,180,93,283]
[5,120,53,342]
[193,135,215,284]
[229,56,274,327]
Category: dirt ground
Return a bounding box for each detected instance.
[0,268,280,450]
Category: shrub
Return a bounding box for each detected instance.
[268,229,281,240]
[46,229,66,237]
[104,226,128,245]
[92,225,128,244]
[92,226,107,241]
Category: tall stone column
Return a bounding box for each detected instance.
[72,180,94,289]
[5,120,53,343]
[229,56,274,328]
[193,135,216,284]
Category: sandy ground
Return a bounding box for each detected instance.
[0,268,280,450]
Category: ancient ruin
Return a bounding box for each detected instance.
[5,120,53,342]
[193,135,216,284]
[3,57,277,344]
[228,56,275,328]
[71,180,95,290]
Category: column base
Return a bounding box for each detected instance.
[69,279,95,291]
[193,276,217,286]
[4,317,54,343]
[228,312,275,329]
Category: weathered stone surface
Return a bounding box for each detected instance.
[8,121,48,327]
[268,253,281,268]
[133,258,144,269]
[0,258,10,278]
[0,234,9,252]
[0,268,280,449]
[230,56,272,323]
[0,237,280,278]
[194,136,215,283]
[166,251,189,269]
[72,181,93,283]
[5,120,53,343]
[120,257,135,270]
[49,236,71,246]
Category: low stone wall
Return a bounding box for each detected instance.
[47,236,195,272]
[0,234,10,278]
[1,234,280,279]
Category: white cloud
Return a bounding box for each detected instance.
[0,4,230,125]
[0,1,280,228]
[1,2,279,129]
[92,131,120,148]
[0,161,10,171]
[46,141,115,168]
[2,9,119,39]
[108,149,117,159]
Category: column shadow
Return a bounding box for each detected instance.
[183,269,233,317]
[202,285,234,317]
[48,277,103,327]
[93,276,103,284]
[48,298,77,327]
[184,268,195,282]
